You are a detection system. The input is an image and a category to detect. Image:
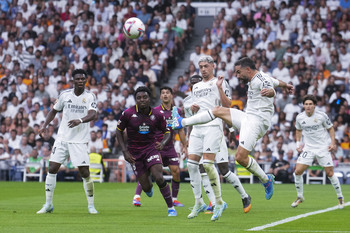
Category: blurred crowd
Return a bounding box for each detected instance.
[171,0,350,183]
[0,0,350,183]
[0,0,196,181]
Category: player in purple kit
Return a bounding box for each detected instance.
[132,86,187,207]
[115,86,177,216]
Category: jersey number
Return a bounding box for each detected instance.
[301,151,308,158]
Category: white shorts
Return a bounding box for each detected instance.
[297,150,334,167]
[229,108,246,130]
[50,140,90,167]
[188,126,222,155]
[238,114,269,151]
[215,137,228,163]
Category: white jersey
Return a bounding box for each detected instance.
[246,71,278,125]
[191,77,231,127]
[295,110,333,152]
[54,89,97,143]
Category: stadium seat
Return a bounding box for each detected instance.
[89,163,104,183]
[306,166,326,185]
[23,162,43,182]
[345,172,350,185]
[334,171,344,184]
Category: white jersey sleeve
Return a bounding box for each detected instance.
[55,89,97,143]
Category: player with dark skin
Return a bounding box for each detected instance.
[116,87,172,209]
[39,72,96,179]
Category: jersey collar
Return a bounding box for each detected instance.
[136,105,152,115]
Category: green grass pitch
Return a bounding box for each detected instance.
[0,182,349,233]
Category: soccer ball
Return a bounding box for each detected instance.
[123,17,145,39]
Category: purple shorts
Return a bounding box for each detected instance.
[129,147,163,178]
[160,146,179,167]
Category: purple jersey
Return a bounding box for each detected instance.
[154,104,182,150]
[117,105,170,151]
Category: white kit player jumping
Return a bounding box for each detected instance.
[172,57,294,203]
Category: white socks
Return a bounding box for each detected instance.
[83,176,95,206]
[187,159,204,205]
[45,173,57,205]
[201,173,216,206]
[203,159,223,205]
[294,174,304,198]
[182,110,215,127]
[328,175,343,198]
[224,171,248,199]
[245,157,268,183]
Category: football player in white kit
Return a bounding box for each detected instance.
[183,75,251,214]
[180,56,232,221]
[291,95,344,209]
[37,69,99,214]
[172,57,294,201]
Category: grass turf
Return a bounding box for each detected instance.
[0,182,349,233]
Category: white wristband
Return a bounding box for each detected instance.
[296,141,300,147]
[79,118,83,123]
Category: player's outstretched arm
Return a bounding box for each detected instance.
[278,79,294,94]
[39,109,58,138]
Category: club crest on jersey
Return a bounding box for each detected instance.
[150,115,155,121]
[314,118,317,123]
[82,98,86,103]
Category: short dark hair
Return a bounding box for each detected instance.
[303,94,317,105]
[234,57,256,70]
[160,86,173,94]
[134,86,151,98]
[72,69,87,78]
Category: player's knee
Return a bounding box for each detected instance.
[294,171,303,176]
[326,170,334,177]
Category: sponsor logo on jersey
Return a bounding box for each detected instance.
[150,115,155,121]
[68,99,72,103]
[147,154,160,162]
[82,161,86,164]
[241,141,245,145]
[68,104,87,113]
[138,123,150,134]
[302,121,306,124]
[206,148,211,151]
[131,114,138,118]
[193,88,212,98]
